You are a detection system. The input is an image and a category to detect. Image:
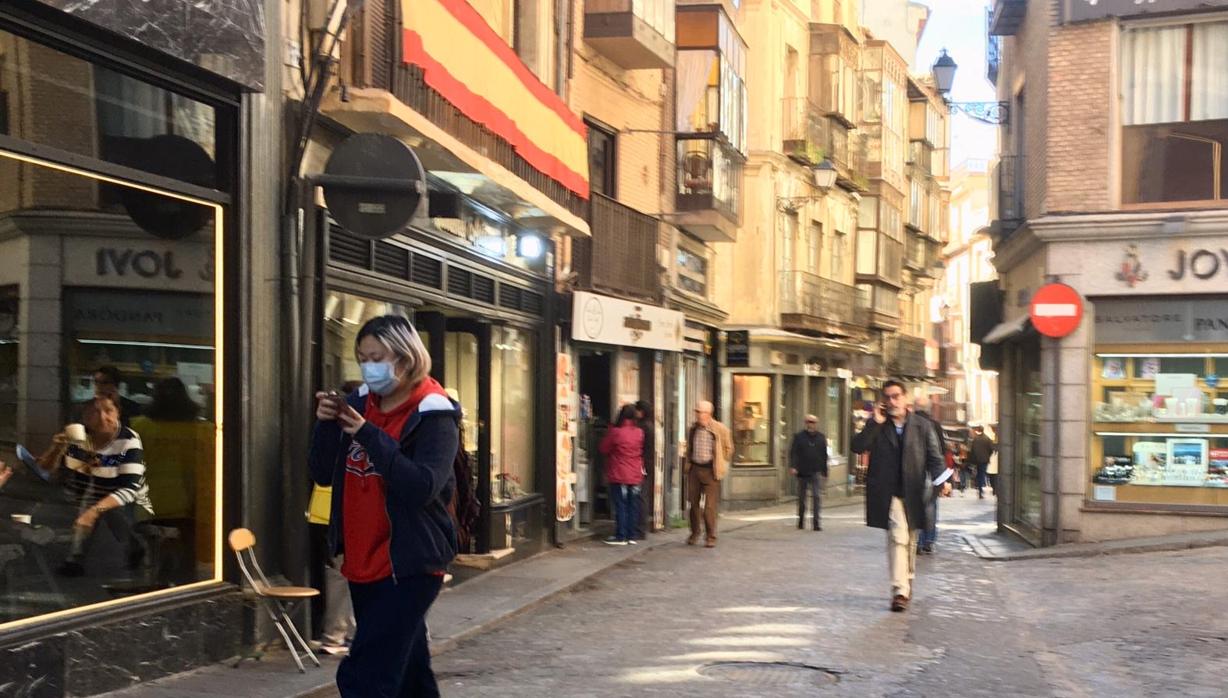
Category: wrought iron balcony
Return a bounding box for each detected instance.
[584,0,675,70]
[574,193,661,301]
[989,0,1026,36]
[886,335,929,377]
[995,154,1024,234]
[779,271,858,336]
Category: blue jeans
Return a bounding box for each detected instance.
[920,489,938,547]
[609,484,641,541]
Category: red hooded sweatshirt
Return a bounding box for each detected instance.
[599,420,645,486]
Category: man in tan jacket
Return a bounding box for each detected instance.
[684,401,733,548]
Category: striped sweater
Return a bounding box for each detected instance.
[63,426,154,515]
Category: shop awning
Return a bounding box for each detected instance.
[981,315,1032,345]
[402,0,589,199]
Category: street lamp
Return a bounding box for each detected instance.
[930,48,1010,126]
[812,159,838,190]
[932,49,957,95]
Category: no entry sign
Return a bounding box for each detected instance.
[1030,283,1084,338]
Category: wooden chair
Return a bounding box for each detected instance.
[228,528,321,672]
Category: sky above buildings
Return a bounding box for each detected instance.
[913,0,999,168]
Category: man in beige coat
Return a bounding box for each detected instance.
[683,401,733,548]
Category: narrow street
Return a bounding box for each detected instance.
[424,495,1228,697]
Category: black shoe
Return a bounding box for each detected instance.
[797,520,804,530]
[922,543,935,554]
[813,523,821,531]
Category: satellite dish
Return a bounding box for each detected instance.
[322,133,426,240]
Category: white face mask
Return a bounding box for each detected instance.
[361,360,400,396]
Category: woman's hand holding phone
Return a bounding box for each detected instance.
[315,392,342,421]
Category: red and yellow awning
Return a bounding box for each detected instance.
[402,0,589,199]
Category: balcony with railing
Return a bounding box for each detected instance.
[854,283,900,331]
[989,0,1026,36]
[886,334,929,377]
[574,193,661,301]
[331,0,589,229]
[827,121,870,192]
[584,0,676,70]
[782,98,826,167]
[779,270,859,336]
[676,137,742,242]
[995,154,1024,234]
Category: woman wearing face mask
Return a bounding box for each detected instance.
[309,315,460,697]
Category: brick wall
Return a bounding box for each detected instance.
[1045,20,1114,213]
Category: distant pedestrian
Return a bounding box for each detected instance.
[309,315,459,697]
[912,396,949,555]
[599,404,645,546]
[634,400,654,540]
[684,401,733,548]
[969,426,996,499]
[851,380,948,613]
[789,415,828,531]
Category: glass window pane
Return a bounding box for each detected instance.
[0,150,221,623]
[732,375,771,465]
[493,326,535,502]
[0,30,223,190]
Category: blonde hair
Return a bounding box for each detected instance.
[355,315,432,386]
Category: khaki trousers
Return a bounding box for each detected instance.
[887,497,919,598]
[687,466,720,542]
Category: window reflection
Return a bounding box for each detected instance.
[0,152,220,624]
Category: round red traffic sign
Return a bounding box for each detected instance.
[1029,283,1083,338]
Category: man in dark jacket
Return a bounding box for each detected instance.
[789,415,828,531]
[913,396,948,555]
[851,380,948,613]
[969,426,996,499]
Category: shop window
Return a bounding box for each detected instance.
[1092,350,1228,505]
[0,150,223,627]
[491,326,536,502]
[1121,21,1228,205]
[0,30,223,193]
[732,375,771,465]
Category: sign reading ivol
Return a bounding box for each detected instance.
[1066,0,1228,22]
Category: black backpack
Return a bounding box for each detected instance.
[449,421,481,554]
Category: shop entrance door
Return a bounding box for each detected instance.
[780,375,806,497]
[577,352,613,526]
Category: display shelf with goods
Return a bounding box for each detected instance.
[1090,346,1228,507]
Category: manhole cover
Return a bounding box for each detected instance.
[698,661,839,687]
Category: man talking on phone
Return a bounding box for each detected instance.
[851,380,948,613]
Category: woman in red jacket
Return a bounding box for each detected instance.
[599,404,644,546]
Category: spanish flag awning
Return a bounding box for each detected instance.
[402,0,589,200]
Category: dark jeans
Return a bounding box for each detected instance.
[976,463,990,494]
[338,575,443,698]
[796,474,822,527]
[609,484,640,541]
[921,488,939,547]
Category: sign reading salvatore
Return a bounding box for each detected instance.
[1066,0,1228,23]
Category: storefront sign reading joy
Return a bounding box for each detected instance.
[65,236,215,293]
[1065,0,1228,22]
[570,291,684,352]
[1094,297,1228,344]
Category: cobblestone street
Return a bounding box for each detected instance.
[429,495,1228,697]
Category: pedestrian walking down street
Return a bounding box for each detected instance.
[969,425,996,499]
[599,404,645,546]
[789,415,828,531]
[684,401,733,548]
[633,400,654,540]
[309,315,460,698]
[912,396,949,555]
[851,380,948,613]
